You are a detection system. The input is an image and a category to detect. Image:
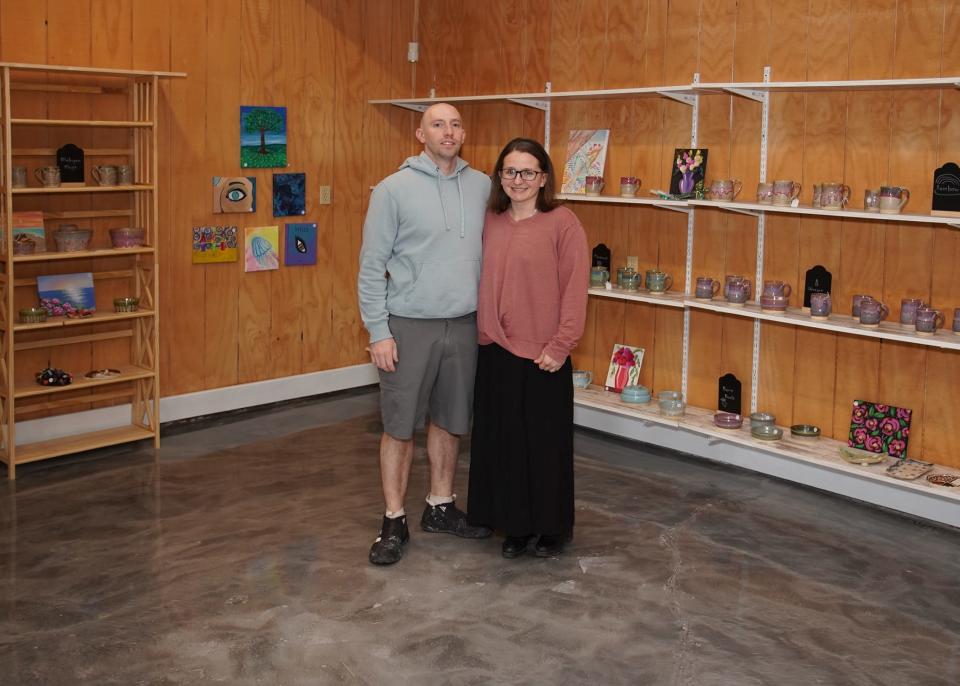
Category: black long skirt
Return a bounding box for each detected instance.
[467,343,574,537]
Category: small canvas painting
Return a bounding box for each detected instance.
[669,148,708,199]
[245,225,280,272]
[241,105,287,168]
[213,176,256,213]
[848,400,912,458]
[273,173,306,217]
[604,344,645,392]
[12,210,46,252]
[284,222,317,266]
[561,129,610,194]
[37,272,95,316]
[193,226,239,264]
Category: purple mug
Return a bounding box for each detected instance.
[726,282,750,305]
[810,293,831,318]
[915,308,944,335]
[851,294,873,318]
[859,300,889,327]
[899,298,925,325]
[695,276,721,299]
[762,280,792,299]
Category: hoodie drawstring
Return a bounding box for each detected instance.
[435,167,466,238]
[436,173,451,233]
[457,173,465,238]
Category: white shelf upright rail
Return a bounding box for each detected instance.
[677,73,700,402]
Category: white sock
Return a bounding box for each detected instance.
[426,493,455,506]
[385,508,405,519]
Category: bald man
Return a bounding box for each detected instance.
[358,103,492,565]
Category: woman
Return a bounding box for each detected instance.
[467,138,589,558]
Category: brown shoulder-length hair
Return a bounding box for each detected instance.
[487,137,561,214]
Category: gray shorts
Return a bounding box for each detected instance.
[378,313,478,440]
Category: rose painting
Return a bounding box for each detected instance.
[847,400,912,458]
[604,344,645,392]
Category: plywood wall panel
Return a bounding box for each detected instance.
[768,0,807,80]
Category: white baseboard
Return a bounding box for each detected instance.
[574,403,960,529]
[16,363,379,445]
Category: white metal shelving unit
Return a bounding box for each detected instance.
[369,72,960,527]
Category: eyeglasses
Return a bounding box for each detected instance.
[499,168,542,181]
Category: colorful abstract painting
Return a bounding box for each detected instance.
[193,226,239,264]
[284,222,317,266]
[37,272,96,316]
[245,225,280,272]
[560,129,609,194]
[12,210,46,252]
[273,173,306,217]
[604,343,645,392]
[212,176,256,213]
[241,105,287,168]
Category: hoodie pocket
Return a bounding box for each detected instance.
[405,259,481,315]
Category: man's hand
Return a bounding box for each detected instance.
[534,349,563,373]
[370,338,399,373]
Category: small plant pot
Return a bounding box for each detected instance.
[54,228,92,252]
[19,307,48,323]
[109,227,146,248]
[113,297,140,313]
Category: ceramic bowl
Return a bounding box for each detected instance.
[19,307,47,323]
[109,227,146,248]
[759,295,788,311]
[113,296,140,313]
[12,234,36,255]
[54,228,92,252]
[713,412,743,429]
[751,424,783,441]
[659,399,686,416]
[790,424,821,438]
[838,446,886,465]
[749,412,776,429]
[658,390,682,402]
[620,385,651,404]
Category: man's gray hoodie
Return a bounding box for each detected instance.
[358,152,491,344]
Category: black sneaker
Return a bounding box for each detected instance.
[420,501,492,539]
[369,515,409,565]
[502,534,534,559]
[534,534,564,558]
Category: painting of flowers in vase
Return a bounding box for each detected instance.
[669,148,708,199]
[604,344,645,392]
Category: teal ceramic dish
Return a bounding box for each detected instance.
[751,424,783,441]
[790,424,821,438]
[620,385,651,404]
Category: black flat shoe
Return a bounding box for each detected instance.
[534,534,564,557]
[502,535,533,559]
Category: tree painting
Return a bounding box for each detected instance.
[240,106,287,168]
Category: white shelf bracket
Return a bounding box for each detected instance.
[721,205,761,218]
[393,103,428,112]
[653,203,692,214]
[542,82,551,151]
[507,98,549,111]
[724,87,766,102]
[659,92,696,106]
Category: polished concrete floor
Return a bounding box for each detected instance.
[2,387,960,685]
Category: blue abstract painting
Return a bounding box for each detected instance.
[284,223,317,266]
[273,172,306,217]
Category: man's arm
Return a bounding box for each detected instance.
[358,184,399,353]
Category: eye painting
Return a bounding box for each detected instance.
[213,176,256,213]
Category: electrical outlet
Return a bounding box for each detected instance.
[318,185,331,205]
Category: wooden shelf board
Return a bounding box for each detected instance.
[685,299,960,351]
[369,84,697,109]
[10,118,152,127]
[14,424,156,465]
[574,386,960,504]
[10,246,154,262]
[558,193,690,210]
[11,308,154,332]
[1,61,185,78]
[688,199,960,226]
[697,76,960,94]
[14,365,154,399]
[588,286,686,308]
[10,184,153,194]
[12,147,132,157]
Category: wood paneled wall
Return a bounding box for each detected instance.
[411,0,960,468]
[0,0,422,399]
[2,1,958,468]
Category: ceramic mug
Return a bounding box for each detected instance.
[695,276,721,299]
[725,274,750,298]
[620,176,639,197]
[756,182,774,205]
[820,182,850,210]
[616,267,635,288]
[590,266,609,287]
[646,269,673,293]
[859,300,889,326]
[34,166,60,187]
[585,175,604,196]
[810,292,832,318]
[726,280,751,305]
[914,308,944,335]
[92,164,118,186]
[812,184,823,207]
[622,271,642,291]
[11,166,27,188]
[851,294,873,318]
[707,179,742,201]
[572,369,593,388]
[762,280,792,299]
[879,185,910,214]
[771,180,801,206]
[116,164,134,185]
[899,298,925,325]
[864,189,880,212]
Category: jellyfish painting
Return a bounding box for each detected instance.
[244,226,280,271]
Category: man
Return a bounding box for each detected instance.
[358,103,492,566]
